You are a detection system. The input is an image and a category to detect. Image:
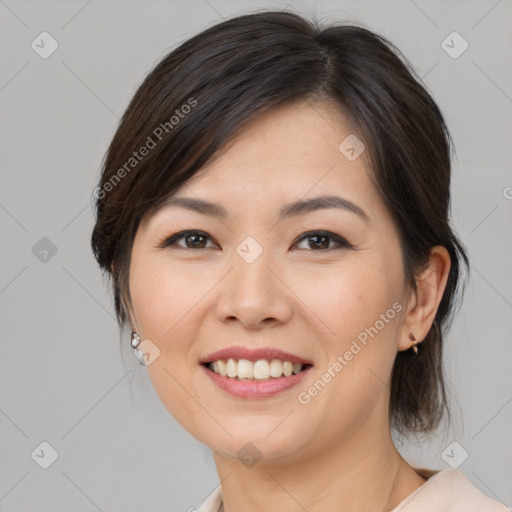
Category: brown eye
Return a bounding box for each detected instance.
[294,230,353,251]
[183,233,208,248]
[157,230,217,250]
[306,234,330,250]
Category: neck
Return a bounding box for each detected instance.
[212,415,426,512]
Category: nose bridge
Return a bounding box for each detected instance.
[231,239,276,302]
[215,236,293,327]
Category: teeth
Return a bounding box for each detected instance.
[270,359,283,377]
[253,360,270,380]
[237,359,253,379]
[207,358,305,380]
[226,358,237,378]
[217,359,227,377]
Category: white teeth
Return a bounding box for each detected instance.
[237,359,253,379]
[207,358,306,380]
[253,360,270,380]
[283,361,293,377]
[226,358,237,378]
[217,359,227,377]
[270,359,283,377]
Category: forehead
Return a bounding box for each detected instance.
[141,99,397,235]
[176,100,375,203]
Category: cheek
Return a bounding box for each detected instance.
[290,255,403,401]
[129,258,213,430]
[290,255,401,340]
[129,259,206,350]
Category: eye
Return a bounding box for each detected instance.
[157,229,353,252]
[293,230,353,251]
[156,230,218,250]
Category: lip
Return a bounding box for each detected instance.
[199,346,313,365]
[201,364,313,398]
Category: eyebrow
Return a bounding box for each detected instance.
[159,195,369,222]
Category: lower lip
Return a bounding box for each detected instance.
[201,364,312,398]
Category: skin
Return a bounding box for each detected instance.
[127,98,451,511]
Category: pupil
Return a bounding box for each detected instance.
[311,235,328,249]
[187,234,205,248]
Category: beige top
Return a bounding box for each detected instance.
[196,468,509,511]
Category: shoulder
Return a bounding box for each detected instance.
[393,468,510,512]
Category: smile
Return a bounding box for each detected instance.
[205,358,309,380]
[201,359,313,398]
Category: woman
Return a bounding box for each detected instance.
[91,10,508,511]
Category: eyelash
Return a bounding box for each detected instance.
[156,230,354,252]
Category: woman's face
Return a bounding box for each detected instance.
[129,99,411,463]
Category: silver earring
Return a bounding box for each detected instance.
[131,331,145,365]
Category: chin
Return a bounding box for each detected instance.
[196,421,315,464]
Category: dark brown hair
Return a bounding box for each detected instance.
[91,10,469,435]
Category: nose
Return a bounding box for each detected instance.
[214,253,294,330]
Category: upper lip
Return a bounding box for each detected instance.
[200,346,313,365]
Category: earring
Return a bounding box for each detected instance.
[131,331,145,365]
[409,332,421,354]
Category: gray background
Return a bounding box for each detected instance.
[1,0,511,510]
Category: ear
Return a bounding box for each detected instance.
[398,246,451,351]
